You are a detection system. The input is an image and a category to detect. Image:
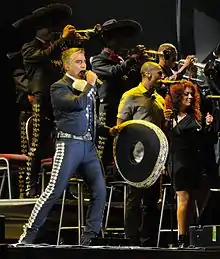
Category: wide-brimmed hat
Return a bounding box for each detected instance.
[101,19,142,38]
[113,120,168,188]
[12,3,72,31]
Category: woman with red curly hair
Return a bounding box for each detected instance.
[164,80,213,247]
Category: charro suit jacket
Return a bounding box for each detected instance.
[21,37,67,98]
[50,75,110,138]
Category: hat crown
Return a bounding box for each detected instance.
[101,19,142,36]
[32,6,45,14]
[13,3,72,30]
[32,3,72,16]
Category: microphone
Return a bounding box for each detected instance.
[96,78,103,86]
[79,70,103,86]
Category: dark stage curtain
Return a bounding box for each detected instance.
[178,0,195,58]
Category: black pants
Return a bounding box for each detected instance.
[18,110,32,198]
[97,103,120,181]
[26,94,55,197]
[125,182,160,246]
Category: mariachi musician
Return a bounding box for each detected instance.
[7,50,32,198]
[13,3,82,197]
[156,43,195,98]
[90,18,143,180]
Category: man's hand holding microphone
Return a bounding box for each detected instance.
[80,70,103,86]
[84,70,98,86]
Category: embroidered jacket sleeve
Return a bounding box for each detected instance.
[50,83,96,110]
[91,55,137,78]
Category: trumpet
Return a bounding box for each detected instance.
[134,45,163,57]
[182,75,204,83]
[177,59,206,70]
[142,48,176,61]
[143,50,163,55]
[157,79,183,84]
[74,24,102,40]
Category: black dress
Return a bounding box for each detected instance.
[168,114,202,191]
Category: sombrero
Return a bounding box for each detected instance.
[113,120,168,188]
[101,18,142,38]
[12,3,72,31]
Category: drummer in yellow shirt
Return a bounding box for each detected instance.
[116,61,165,246]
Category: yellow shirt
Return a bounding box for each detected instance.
[117,83,165,128]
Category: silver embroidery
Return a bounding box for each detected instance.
[19,142,65,242]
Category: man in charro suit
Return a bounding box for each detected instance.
[18,47,118,246]
[13,3,82,197]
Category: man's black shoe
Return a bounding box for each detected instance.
[80,232,96,246]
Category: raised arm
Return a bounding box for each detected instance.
[91,55,138,78]
[51,82,96,111]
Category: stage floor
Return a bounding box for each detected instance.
[1,244,220,259]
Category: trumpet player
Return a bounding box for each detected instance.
[90,18,143,180]
[14,3,83,198]
[157,43,195,97]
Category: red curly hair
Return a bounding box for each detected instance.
[165,80,202,122]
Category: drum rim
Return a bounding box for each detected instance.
[113,119,169,188]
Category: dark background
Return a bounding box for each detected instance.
[0,0,219,153]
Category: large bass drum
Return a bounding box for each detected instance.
[113,120,168,188]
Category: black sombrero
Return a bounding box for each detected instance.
[113,120,168,188]
[12,3,72,31]
[101,19,142,38]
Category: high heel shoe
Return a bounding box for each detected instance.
[178,234,187,248]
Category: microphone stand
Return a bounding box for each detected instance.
[165,84,180,247]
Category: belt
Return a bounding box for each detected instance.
[57,131,92,141]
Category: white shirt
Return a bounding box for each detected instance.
[66,73,87,92]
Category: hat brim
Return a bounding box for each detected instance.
[13,3,72,30]
[102,19,142,37]
[213,44,220,57]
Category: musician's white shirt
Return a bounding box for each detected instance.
[66,73,87,92]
